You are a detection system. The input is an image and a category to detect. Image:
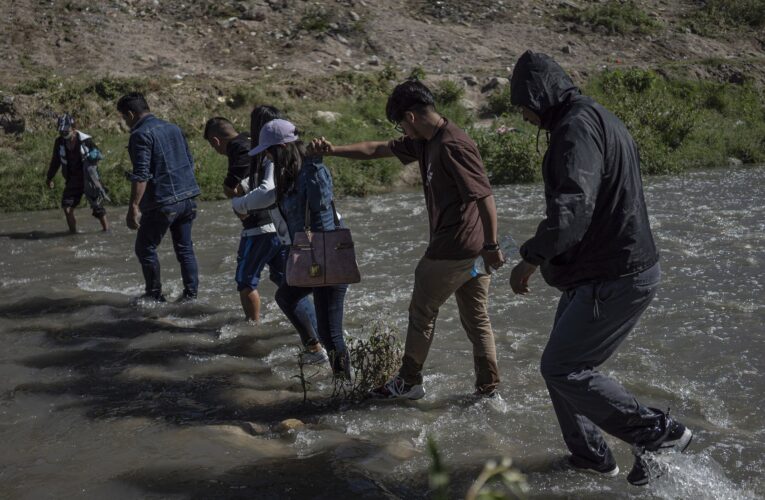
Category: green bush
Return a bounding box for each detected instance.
[434,80,465,106]
[472,123,540,184]
[298,5,335,32]
[587,67,765,174]
[557,0,660,35]
[485,86,514,116]
[695,0,765,29]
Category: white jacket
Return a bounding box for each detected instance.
[231,160,292,244]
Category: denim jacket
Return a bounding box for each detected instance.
[279,156,339,242]
[128,114,201,211]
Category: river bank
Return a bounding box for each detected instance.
[0,66,763,212]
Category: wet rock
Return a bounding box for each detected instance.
[481,76,509,93]
[463,75,479,86]
[336,34,349,44]
[330,58,342,67]
[368,55,380,66]
[384,438,417,460]
[349,10,361,22]
[275,418,305,432]
[727,157,743,166]
[240,421,270,435]
[315,110,341,123]
[562,45,573,55]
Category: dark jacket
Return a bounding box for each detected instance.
[510,50,659,289]
[46,131,96,185]
[127,114,201,211]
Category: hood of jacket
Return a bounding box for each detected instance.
[510,50,580,129]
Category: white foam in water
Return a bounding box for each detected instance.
[651,451,759,500]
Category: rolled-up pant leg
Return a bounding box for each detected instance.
[541,263,663,467]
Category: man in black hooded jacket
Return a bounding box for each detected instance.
[507,50,692,486]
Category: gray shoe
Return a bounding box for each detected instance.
[300,348,329,365]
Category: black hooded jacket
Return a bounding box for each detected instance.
[510,51,659,289]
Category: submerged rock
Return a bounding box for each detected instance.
[275,418,305,432]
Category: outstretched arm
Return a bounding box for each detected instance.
[310,137,393,160]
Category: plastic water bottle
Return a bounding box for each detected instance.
[471,235,519,277]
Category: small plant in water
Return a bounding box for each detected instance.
[331,319,403,401]
[427,436,528,500]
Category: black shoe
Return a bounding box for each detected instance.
[568,455,620,478]
[627,453,664,486]
[176,290,197,303]
[132,292,167,305]
[627,410,693,486]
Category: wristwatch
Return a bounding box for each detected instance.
[483,242,499,251]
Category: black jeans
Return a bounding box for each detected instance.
[134,199,199,298]
[540,262,664,468]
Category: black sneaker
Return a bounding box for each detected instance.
[176,290,197,303]
[132,293,167,305]
[627,453,665,486]
[568,455,620,478]
[627,411,693,486]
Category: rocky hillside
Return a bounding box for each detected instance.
[2,0,763,88]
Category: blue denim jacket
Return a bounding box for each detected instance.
[279,156,339,241]
[128,114,201,211]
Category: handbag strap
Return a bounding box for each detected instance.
[304,194,341,231]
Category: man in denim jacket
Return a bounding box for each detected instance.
[118,92,201,302]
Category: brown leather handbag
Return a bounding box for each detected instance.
[286,201,361,287]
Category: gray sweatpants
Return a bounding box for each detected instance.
[541,262,663,468]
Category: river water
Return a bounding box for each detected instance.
[0,167,763,499]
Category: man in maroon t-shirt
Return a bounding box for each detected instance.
[311,80,504,399]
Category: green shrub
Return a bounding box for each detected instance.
[587,67,765,174]
[472,123,540,184]
[434,80,465,106]
[485,86,514,116]
[408,66,426,81]
[690,0,765,34]
[298,5,335,32]
[557,0,660,35]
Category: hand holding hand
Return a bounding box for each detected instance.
[308,137,334,156]
[509,260,537,295]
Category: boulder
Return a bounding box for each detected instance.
[481,76,510,93]
[315,110,341,123]
[275,418,305,432]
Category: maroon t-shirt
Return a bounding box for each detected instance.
[389,119,493,260]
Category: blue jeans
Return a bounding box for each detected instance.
[235,233,284,291]
[135,198,199,298]
[276,282,349,373]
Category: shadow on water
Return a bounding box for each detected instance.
[0,230,77,240]
[3,293,435,497]
[119,446,425,499]
[0,296,125,319]
[5,295,380,424]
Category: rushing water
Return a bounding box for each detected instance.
[0,167,763,499]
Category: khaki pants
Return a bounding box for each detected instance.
[399,256,500,393]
